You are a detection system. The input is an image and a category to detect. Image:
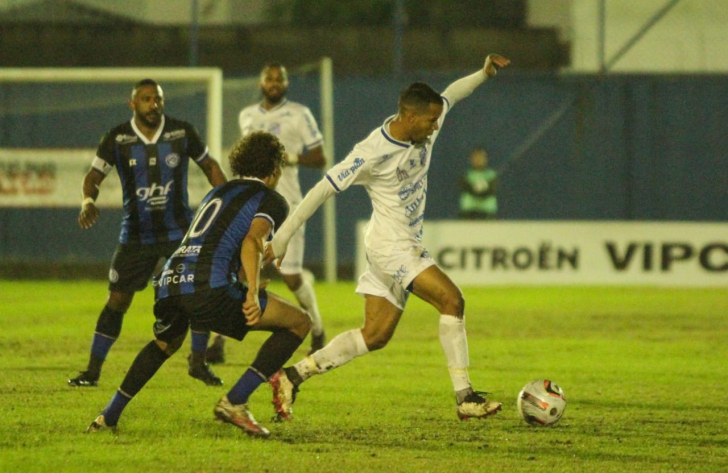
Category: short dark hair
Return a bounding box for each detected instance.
[398,82,443,114]
[260,62,288,80]
[229,131,286,179]
[131,78,160,99]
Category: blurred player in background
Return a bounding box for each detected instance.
[87,131,310,438]
[238,62,327,354]
[459,147,498,220]
[265,54,511,422]
[69,79,228,388]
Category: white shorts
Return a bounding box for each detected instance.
[355,244,436,310]
[278,223,305,275]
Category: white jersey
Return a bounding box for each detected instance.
[239,99,323,205]
[325,96,452,256]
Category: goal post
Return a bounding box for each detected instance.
[320,57,337,282]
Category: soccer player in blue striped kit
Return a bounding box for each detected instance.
[69,79,229,388]
[87,131,311,437]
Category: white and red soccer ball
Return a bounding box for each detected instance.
[517,379,567,426]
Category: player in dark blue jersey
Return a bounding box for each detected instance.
[69,79,228,388]
[87,131,311,438]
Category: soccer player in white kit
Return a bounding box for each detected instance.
[239,63,327,354]
[265,54,511,421]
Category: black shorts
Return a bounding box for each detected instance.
[152,283,269,343]
[108,241,181,293]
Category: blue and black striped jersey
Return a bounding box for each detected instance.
[96,115,209,244]
[154,179,288,299]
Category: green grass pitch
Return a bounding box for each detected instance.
[1,280,727,472]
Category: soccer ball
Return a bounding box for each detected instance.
[517,379,567,426]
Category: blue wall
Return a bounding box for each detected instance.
[2,73,727,271]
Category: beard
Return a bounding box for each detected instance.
[138,111,162,128]
[263,88,286,105]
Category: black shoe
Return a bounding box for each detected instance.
[68,371,99,387]
[86,415,117,434]
[307,331,326,356]
[205,336,226,364]
[188,354,223,386]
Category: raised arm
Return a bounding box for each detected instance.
[442,54,511,106]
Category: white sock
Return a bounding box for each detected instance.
[439,314,471,392]
[293,279,324,336]
[293,329,369,381]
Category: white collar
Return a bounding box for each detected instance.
[242,176,265,183]
[131,115,165,145]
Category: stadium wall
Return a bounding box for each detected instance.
[1,72,727,279]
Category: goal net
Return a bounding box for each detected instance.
[0,59,337,280]
[0,67,222,208]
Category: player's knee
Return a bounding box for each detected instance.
[362,329,393,351]
[155,334,185,356]
[290,308,312,339]
[282,273,303,292]
[107,291,133,313]
[95,305,126,338]
[441,290,465,317]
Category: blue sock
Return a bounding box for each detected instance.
[90,333,115,360]
[101,390,132,426]
[190,331,210,354]
[227,369,265,405]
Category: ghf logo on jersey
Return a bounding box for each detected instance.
[269,122,282,136]
[165,153,180,168]
[137,181,174,208]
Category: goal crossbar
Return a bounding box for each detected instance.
[0,67,223,161]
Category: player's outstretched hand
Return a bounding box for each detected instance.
[262,242,276,266]
[484,54,511,77]
[78,202,100,229]
[263,242,287,270]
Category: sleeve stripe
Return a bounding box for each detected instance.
[194,146,210,163]
[325,174,341,192]
[254,213,276,228]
